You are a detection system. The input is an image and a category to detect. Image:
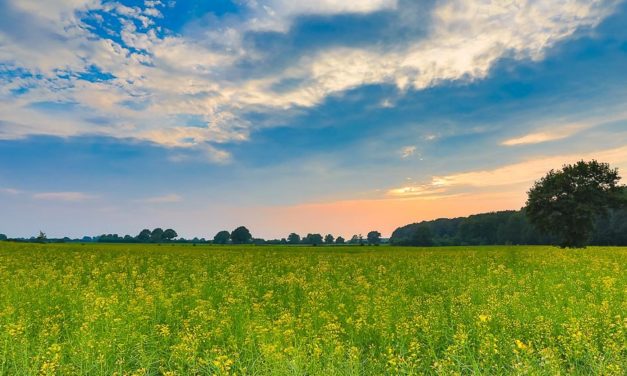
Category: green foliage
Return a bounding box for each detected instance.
[525,160,623,248]
[303,233,323,245]
[367,231,381,245]
[213,230,231,245]
[335,236,345,244]
[0,233,7,241]
[392,225,433,246]
[137,229,151,242]
[36,231,47,243]
[324,234,334,244]
[230,226,252,244]
[1,243,626,374]
[163,229,178,241]
[151,228,164,243]
[389,208,627,247]
[287,233,301,245]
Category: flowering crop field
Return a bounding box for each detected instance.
[0,243,626,375]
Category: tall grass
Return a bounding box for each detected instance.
[0,243,625,375]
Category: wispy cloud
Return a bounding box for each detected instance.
[0,187,20,195]
[136,194,183,204]
[400,146,416,159]
[502,129,581,146]
[502,112,627,146]
[388,144,627,197]
[33,191,98,202]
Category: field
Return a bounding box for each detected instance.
[0,243,626,375]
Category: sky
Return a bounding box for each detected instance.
[1,0,627,239]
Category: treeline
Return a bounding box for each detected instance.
[390,208,627,246]
[0,227,386,246]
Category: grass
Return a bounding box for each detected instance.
[0,242,625,375]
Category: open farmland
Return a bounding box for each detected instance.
[0,243,626,375]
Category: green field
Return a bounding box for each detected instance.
[0,243,625,375]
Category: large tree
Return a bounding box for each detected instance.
[231,226,252,244]
[525,160,623,248]
[213,230,231,244]
[137,229,151,243]
[287,233,301,244]
[0,233,7,241]
[367,231,381,245]
[304,233,323,245]
[163,229,178,241]
[151,228,164,242]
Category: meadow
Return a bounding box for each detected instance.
[0,243,625,375]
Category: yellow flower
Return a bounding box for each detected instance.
[515,339,528,351]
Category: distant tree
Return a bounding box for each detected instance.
[81,236,93,242]
[151,228,164,242]
[324,234,334,244]
[411,225,433,246]
[525,160,624,248]
[231,226,252,244]
[36,231,47,243]
[163,229,178,241]
[287,233,301,245]
[303,233,323,245]
[0,234,7,241]
[367,231,382,245]
[335,236,345,244]
[137,229,151,243]
[213,231,231,244]
[349,235,359,244]
[280,238,288,245]
[252,238,266,245]
[123,235,134,242]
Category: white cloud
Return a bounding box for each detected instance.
[33,191,98,202]
[0,0,620,162]
[400,145,416,159]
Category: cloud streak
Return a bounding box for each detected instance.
[136,194,183,204]
[388,144,627,197]
[33,191,98,202]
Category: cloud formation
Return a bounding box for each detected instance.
[136,194,183,204]
[33,191,98,202]
[0,0,618,162]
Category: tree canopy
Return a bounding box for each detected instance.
[367,231,381,245]
[231,226,252,244]
[213,230,231,244]
[525,160,623,248]
[163,229,178,241]
[287,233,301,244]
[303,233,323,245]
[151,228,164,242]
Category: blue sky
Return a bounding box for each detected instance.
[1,0,627,239]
